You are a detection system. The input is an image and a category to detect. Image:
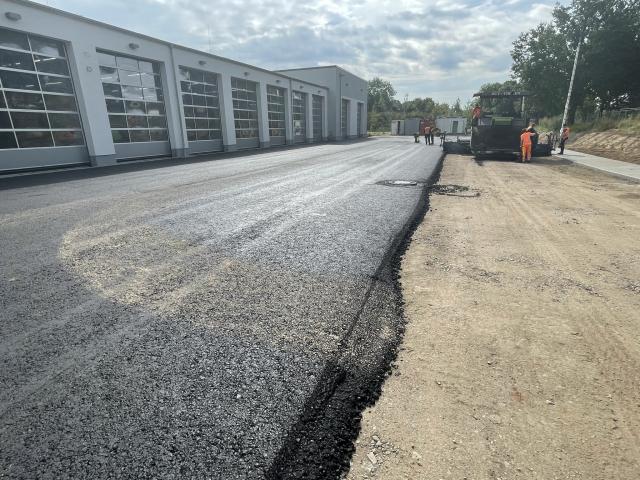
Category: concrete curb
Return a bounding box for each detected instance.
[557,150,640,183]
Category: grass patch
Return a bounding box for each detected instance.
[538,115,640,135]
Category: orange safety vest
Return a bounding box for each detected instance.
[561,127,570,140]
[520,131,532,146]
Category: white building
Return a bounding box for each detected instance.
[0,0,368,172]
[436,116,468,135]
[276,67,368,141]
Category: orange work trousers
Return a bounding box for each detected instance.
[521,144,532,161]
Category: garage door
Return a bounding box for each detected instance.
[267,85,285,146]
[97,50,170,161]
[179,66,222,155]
[312,94,323,141]
[341,99,349,139]
[231,77,259,149]
[292,91,306,143]
[0,27,88,172]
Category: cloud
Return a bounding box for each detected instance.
[40,0,561,103]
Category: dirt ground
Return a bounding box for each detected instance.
[346,155,640,479]
[569,131,640,165]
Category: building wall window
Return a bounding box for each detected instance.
[292,91,306,138]
[231,77,258,140]
[267,85,285,139]
[341,99,349,137]
[97,50,168,144]
[0,27,84,149]
[179,66,221,142]
[312,95,323,140]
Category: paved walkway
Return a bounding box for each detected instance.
[558,149,640,181]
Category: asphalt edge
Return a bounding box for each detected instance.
[265,151,446,479]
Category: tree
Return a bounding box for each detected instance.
[511,24,574,118]
[511,0,640,121]
[579,1,640,109]
[450,98,464,116]
[367,77,396,113]
[478,80,522,95]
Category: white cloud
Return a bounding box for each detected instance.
[39,0,562,103]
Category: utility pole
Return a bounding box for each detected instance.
[560,39,582,135]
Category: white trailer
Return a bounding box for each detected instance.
[390,120,405,135]
[436,117,468,134]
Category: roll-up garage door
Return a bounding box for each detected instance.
[292,91,306,143]
[341,99,349,139]
[231,77,259,149]
[97,50,170,161]
[312,94,323,141]
[0,27,88,172]
[267,85,285,146]
[179,66,222,155]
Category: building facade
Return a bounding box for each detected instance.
[0,0,367,172]
[276,66,368,141]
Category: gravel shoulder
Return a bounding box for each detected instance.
[346,154,640,479]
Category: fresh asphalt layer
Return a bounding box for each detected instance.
[0,137,441,479]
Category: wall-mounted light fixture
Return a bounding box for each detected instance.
[243,71,249,76]
[198,60,206,66]
[318,90,322,94]
[299,85,304,89]
[345,82,350,86]
[275,79,280,84]
[128,42,140,50]
[5,12,22,21]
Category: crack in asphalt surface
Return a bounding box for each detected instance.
[0,138,441,479]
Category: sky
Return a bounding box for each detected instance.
[34,0,563,105]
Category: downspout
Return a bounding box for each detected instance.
[168,44,188,156]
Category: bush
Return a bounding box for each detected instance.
[538,114,640,135]
[538,115,563,132]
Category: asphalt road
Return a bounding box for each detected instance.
[0,137,441,479]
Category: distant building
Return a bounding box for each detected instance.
[436,116,468,134]
[390,118,431,135]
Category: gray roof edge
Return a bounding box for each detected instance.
[275,65,368,84]
[7,0,330,91]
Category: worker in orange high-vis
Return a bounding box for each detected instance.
[558,124,570,154]
[471,105,482,125]
[520,128,533,163]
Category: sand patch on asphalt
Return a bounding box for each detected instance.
[58,221,359,356]
[346,155,640,479]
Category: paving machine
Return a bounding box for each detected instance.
[470,91,529,158]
